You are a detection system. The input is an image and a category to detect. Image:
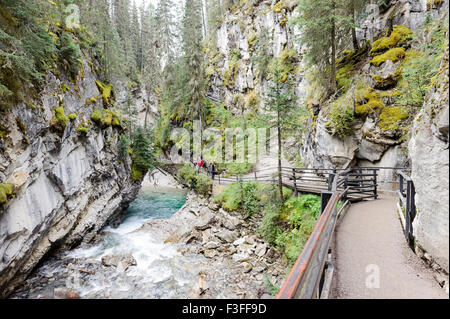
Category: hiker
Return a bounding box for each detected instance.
[197,157,204,172]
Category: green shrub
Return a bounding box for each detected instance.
[195,174,213,196]
[263,274,280,296]
[258,201,283,245]
[179,164,198,187]
[179,164,212,196]
[131,127,156,172]
[283,194,321,227]
[215,182,242,211]
[118,134,130,161]
[59,32,81,76]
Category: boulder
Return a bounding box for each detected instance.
[101,253,137,271]
[215,229,239,243]
[221,215,242,231]
[232,252,251,263]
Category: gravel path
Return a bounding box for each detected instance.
[331,196,447,299]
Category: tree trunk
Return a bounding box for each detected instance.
[330,0,337,94]
[277,109,283,201]
[351,2,359,50]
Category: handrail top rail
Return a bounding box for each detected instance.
[397,170,412,181]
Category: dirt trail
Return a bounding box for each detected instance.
[331,196,447,299]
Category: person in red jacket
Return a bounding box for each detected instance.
[197,157,204,172]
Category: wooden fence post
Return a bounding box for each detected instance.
[293,168,298,197]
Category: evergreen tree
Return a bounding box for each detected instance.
[181,0,205,127]
[293,0,339,95]
[263,59,298,200]
[155,0,177,71]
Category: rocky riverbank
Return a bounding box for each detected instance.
[140,191,289,299]
[10,185,289,299]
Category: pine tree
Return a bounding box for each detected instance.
[263,59,298,200]
[155,0,177,71]
[140,3,160,128]
[181,0,205,124]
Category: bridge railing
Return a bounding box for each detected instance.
[276,186,349,299]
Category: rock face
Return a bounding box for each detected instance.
[0,53,142,297]
[206,0,438,179]
[141,168,184,189]
[409,43,449,274]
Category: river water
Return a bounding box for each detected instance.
[11,187,213,299]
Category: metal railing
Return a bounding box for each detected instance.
[397,170,416,248]
[276,167,350,299]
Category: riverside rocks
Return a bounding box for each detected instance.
[140,191,288,299]
[101,253,137,271]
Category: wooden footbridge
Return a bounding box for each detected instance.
[202,165,445,299]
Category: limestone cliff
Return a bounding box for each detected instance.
[205,0,449,278]
[206,0,447,186]
[410,38,449,274]
[0,51,143,297]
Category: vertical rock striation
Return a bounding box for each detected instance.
[0,53,142,298]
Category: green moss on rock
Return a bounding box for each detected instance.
[378,106,409,131]
[370,47,406,67]
[91,109,122,128]
[77,121,89,135]
[0,183,14,204]
[371,25,413,54]
[95,80,113,106]
[15,116,26,134]
[355,91,385,115]
[68,113,77,120]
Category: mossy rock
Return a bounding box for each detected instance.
[272,1,288,13]
[372,74,399,90]
[91,109,122,128]
[370,47,406,67]
[95,80,114,106]
[77,125,89,135]
[68,113,77,120]
[246,90,260,110]
[336,40,371,68]
[51,107,69,132]
[371,25,413,54]
[15,117,26,134]
[0,183,14,204]
[355,91,385,116]
[378,106,409,131]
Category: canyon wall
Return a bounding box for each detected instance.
[0,52,144,297]
[206,0,448,275]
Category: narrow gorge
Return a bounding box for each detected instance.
[0,0,448,299]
